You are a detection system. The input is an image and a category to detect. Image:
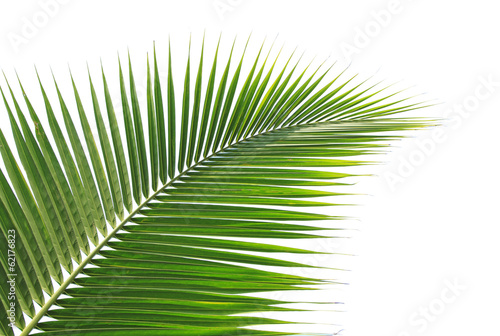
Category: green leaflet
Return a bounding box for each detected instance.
[153,44,168,183]
[204,38,235,157]
[128,53,150,197]
[194,35,220,163]
[186,34,205,167]
[88,72,125,220]
[101,66,133,211]
[118,58,142,204]
[70,73,116,226]
[167,40,177,178]
[146,55,159,191]
[178,37,191,172]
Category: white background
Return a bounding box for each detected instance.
[0,1,499,336]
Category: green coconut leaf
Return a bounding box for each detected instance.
[0,35,431,336]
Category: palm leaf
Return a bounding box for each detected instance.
[0,35,432,336]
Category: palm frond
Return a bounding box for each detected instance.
[0,35,432,336]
